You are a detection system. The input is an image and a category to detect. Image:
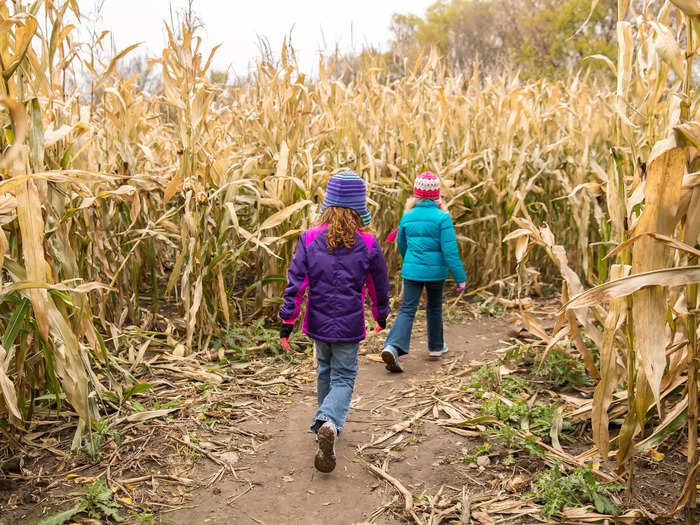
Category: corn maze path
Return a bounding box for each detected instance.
[169,315,514,525]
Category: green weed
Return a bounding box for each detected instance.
[38,480,123,525]
[133,509,155,524]
[466,365,535,398]
[488,425,544,458]
[534,346,592,389]
[478,298,506,317]
[480,398,565,439]
[80,418,121,460]
[459,442,490,464]
[527,466,624,519]
[503,343,535,363]
[408,435,423,445]
[211,318,300,362]
[197,380,220,392]
[467,364,498,393]
[152,397,181,410]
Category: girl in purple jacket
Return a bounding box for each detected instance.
[279,171,390,473]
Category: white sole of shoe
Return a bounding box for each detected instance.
[381,349,403,373]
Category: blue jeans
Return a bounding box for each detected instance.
[385,280,444,355]
[310,340,359,434]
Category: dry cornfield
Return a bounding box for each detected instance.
[0,0,697,520]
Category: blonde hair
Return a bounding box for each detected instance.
[403,196,448,214]
[318,207,370,253]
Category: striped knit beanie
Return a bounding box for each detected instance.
[413,171,441,201]
[321,171,371,226]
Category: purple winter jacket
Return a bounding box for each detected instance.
[279,224,390,343]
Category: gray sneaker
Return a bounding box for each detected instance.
[315,421,337,473]
[428,343,449,359]
[381,347,404,373]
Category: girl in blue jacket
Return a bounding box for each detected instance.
[382,171,466,373]
[279,171,390,472]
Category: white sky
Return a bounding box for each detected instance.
[82,0,432,77]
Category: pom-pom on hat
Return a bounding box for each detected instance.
[321,171,371,226]
[413,171,441,201]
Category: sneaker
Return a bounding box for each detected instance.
[381,346,404,373]
[314,421,337,473]
[428,343,449,359]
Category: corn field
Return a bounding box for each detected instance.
[508,1,700,520]
[0,0,697,520]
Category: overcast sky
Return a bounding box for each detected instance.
[82,0,432,76]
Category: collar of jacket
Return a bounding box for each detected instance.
[416,200,439,208]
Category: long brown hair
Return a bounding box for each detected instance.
[318,207,367,253]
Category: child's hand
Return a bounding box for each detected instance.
[456,282,466,292]
[280,323,293,349]
[375,318,387,333]
[280,323,293,339]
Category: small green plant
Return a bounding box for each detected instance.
[503,343,535,363]
[467,364,498,392]
[102,382,153,407]
[408,434,423,445]
[133,509,155,524]
[480,398,566,439]
[38,480,123,524]
[268,383,290,395]
[197,380,220,392]
[212,317,300,361]
[502,374,535,397]
[526,465,624,519]
[478,297,505,317]
[81,418,121,460]
[489,425,544,458]
[466,364,535,398]
[460,442,490,464]
[502,453,516,466]
[152,397,181,410]
[534,346,591,389]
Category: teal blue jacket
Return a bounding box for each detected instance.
[397,201,467,283]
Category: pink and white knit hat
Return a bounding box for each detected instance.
[413,171,441,200]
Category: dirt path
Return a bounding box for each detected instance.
[168,315,514,525]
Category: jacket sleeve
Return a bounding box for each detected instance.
[440,214,467,283]
[366,237,391,322]
[279,234,309,323]
[397,221,407,258]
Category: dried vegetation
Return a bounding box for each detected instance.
[0,0,698,523]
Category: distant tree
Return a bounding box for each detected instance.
[514,0,616,79]
[390,0,617,79]
[391,0,514,73]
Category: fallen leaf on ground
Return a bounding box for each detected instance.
[219,451,239,466]
[472,511,494,525]
[506,473,529,492]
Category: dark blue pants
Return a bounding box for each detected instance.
[384,280,445,355]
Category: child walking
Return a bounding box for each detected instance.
[279,171,390,473]
[382,171,466,373]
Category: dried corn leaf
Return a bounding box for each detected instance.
[16,179,49,342]
[632,148,685,413]
[592,264,629,459]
